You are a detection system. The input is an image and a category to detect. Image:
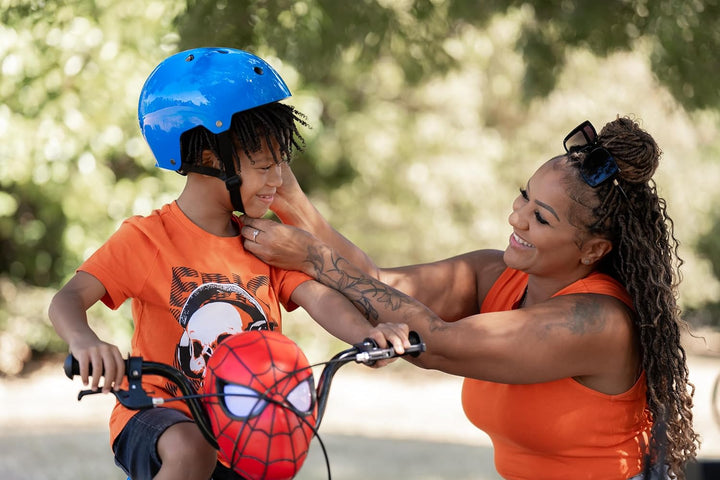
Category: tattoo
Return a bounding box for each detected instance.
[539,296,607,338]
[305,244,443,329]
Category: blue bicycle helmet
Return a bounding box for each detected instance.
[138,47,291,171]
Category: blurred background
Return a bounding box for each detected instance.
[2,0,720,478]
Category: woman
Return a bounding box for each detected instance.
[241,117,698,479]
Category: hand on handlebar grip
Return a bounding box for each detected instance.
[353,330,426,365]
[64,354,168,410]
[64,341,126,393]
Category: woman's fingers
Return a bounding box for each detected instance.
[241,218,316,272]
[367,323,410,354]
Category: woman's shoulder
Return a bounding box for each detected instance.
[454,249,506,274]
[556,271,634,310]
[456,249,509,308]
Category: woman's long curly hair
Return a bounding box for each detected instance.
[565,116,698,478]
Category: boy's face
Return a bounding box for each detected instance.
[237,141,284,218]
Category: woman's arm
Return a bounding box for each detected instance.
[270,240,637,389]
[270,163,381,277]
[48,271,125,392]
[247,217,504,320]
[250,171,507,319]
[377,250,507,321]
[268,164,509,316]
[289,279,410,353]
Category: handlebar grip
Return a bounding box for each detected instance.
[64,354,120,379]
[407,331,424,357]
[64,354,83,379]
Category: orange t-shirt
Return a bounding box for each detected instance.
[79,201,312,447]
[462,268,651,479]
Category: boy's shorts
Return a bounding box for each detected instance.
[113,407,192,479]
[112,407,243,480]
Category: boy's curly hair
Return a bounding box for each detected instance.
[178,102,308,175]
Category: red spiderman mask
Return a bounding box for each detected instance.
[203,331,317,480]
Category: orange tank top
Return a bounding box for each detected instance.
[462,268,651,479]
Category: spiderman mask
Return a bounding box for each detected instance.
[203,330,317,480]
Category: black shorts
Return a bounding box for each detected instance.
[112,407,244,480]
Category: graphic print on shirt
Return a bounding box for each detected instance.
[169,267,279,393]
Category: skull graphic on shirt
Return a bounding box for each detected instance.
[176,282,274,382]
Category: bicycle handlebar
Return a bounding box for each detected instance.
[63,331,425,380]
[64,354,219,447]
[314,330,424,426]
[63,331,426,448]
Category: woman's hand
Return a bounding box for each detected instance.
[242,218,318,273]
[363,322,411,368]
[269,163,308,226]
[366,322,410,353]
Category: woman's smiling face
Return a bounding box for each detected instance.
[503,157,591,281]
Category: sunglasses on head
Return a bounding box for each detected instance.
[562,120,620,188]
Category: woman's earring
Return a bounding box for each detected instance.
[582,258,591,265]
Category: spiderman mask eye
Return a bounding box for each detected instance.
[286,378,314,414]
[222,383,268,418]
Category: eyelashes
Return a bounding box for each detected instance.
[518,188,549,225]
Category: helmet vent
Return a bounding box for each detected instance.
[185,54,194,62]
[253,66,264,75]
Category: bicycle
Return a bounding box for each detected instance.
[64,330,425,480]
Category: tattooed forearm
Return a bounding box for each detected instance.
[305,243,429,326]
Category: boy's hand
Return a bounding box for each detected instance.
[69,337,125,393]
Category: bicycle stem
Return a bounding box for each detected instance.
[315,349,359,428]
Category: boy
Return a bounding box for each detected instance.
[48,47,409,480]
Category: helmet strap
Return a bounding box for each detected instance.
[217,131,245,214]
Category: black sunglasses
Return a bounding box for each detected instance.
[562,120,620,188]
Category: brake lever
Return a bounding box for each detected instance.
[74,357,158,410]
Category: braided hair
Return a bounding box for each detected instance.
[565,116,698,478]
[178,102,309,175]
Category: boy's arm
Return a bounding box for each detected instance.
[48,271,125,392]
[289,279,410,354]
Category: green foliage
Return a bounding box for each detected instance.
[451,0,720,109]
[1,0,183,284]
[0,0,185,372]
[178,0,457,87]
[178,0,720,111]
[697,211,720,288]
[3,0,720,374]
